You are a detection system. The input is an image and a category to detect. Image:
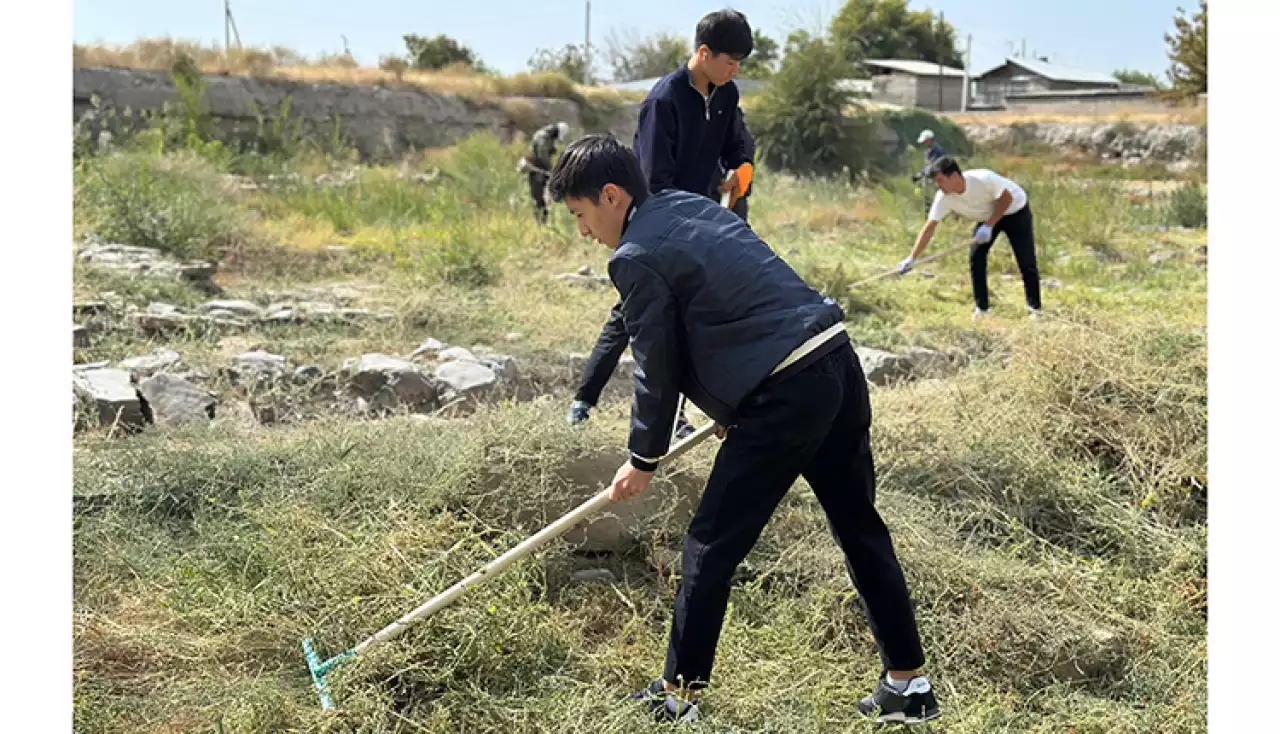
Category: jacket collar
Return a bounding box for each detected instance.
[621,197,642,238]
[676,64,715,97]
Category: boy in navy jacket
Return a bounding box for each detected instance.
[547,134,939,726]
[568,10,756,431]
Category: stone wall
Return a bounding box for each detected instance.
[74,67,640,160]
[962,121,1206,165]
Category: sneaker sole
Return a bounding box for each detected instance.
[875,710,942,725]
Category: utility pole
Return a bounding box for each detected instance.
[224,1,242,52]
[961,33,972,112]
[937,12,945,111]
[584,1,592,85]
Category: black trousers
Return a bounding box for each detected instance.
[662,344,926,689]
[970,203,1041,311]
[528,171,549,224]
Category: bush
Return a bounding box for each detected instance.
[1164,182,1207,228]
[753,34,880,180]
[877,108,973,169]
[74,152,250,260]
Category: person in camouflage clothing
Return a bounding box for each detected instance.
[525,121,571,224]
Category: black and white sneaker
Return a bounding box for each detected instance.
[857,676,940,726]
[674,417,696,441]
[627,679,700,724]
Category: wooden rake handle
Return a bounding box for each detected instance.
[352,420,719,655]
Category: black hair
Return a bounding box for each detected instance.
[925,155,962,178]
[695,10,753,59]
[547,134,649,206]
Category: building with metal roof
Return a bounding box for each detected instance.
[973,56,1119,108]
[860,59,967,111]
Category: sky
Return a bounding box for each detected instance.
[72,1,1188,82]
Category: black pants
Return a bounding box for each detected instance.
[970,203,1040,311]
[529,171,549,224]
[662,344,926,689]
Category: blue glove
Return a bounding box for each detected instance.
[974,224,994,245]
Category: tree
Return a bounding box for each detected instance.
[752,32,879,180]
[1165,1,1207,97]
[607,31,688,82]
[403,33,481,71]
[830,0,962,69]
[738,29,780,79]
[528,44,588,84]
[1113,68,1164,88]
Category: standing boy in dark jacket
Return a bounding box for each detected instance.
[568,9,756,431]
[548,134,940,727]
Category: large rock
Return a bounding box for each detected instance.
[138,374,216,426]
[76,242,216,285]
[73,368,145,429]
[855,347,913,386]
[119,349,182,378]
[438,346,479,364]
[233,350,287,382]
[480,354,520,381]
[197,299,263,319]
[435,360,498,399]
[344,354,438,411]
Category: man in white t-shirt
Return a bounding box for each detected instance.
[897,156,1042,319]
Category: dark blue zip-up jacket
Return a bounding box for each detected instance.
[609,190,847,467]
[633,66,753,199]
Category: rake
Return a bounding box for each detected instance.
[847,241,971,290]
[302,420,718,711]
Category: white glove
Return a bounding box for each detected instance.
[897,256,916,275]
[974,224,994,245]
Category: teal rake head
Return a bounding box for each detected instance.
[302,637,355,711]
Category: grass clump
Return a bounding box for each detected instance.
[74,151,252,260]
[71,123,1207,732]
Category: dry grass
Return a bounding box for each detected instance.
[73,38,640,107]
[71,129,1207,732]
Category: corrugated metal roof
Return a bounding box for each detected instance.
[977,57,1117,86]
[862,59,966,78]
[1004,88,1152,100]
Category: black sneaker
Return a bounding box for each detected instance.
[857,676,940,726]
[627,679,700,724]
[674,417,696,441]
[567,400,592,426]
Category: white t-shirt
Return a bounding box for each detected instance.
[928,169,1028,223]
